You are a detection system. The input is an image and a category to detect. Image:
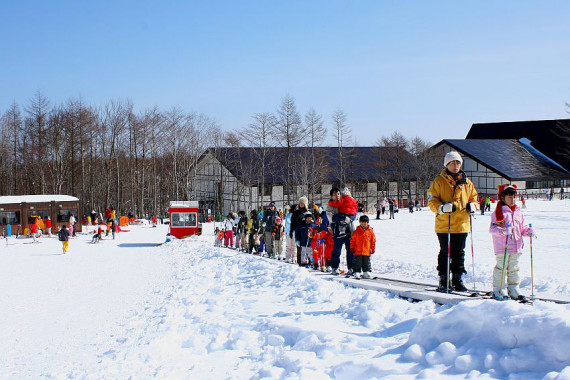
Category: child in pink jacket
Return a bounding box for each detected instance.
[489,184,535,300]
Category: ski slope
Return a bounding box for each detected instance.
[1,198,569,379]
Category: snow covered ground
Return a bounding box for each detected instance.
[1,199,569,379]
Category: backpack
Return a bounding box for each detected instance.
[58,229,67,241]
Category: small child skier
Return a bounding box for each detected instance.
[247,210,259,254]
[272,216,285,259]
[91,224,104,243]
[489,184,535,300]
[257,226,266,255]
[311,206,333,270]
[214,227,224,247]
[350,215,376,279]
[295,211,315,266]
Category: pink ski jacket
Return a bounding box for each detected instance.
[489,204,532,255]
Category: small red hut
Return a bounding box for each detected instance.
[167,201,202,238]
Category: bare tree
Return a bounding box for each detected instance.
[243,112,278,206]
[377,131,409,203]
[99,99,131,209]
[0,102,24,193]
[23,91,51,193]
[331,108,352,187]
[275,94,302,203]
[409,136,438,202]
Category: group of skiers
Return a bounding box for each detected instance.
[215,187,378,280]
[214,150,537,298]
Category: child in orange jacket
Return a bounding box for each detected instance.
[349,215,376,279]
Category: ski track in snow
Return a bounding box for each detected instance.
[84,238,435,379]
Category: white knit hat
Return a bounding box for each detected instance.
[299,196,308,207]
[342,187,351,196]
[443,151,463,167]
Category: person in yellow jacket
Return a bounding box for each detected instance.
[428,151,479,292]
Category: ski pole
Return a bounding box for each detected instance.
[469,212,476,290]
[500,223,511,294]
[529,223,535,298]
[447,212,451,293]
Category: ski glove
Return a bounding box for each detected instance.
[466,202,478,213]
[438,202,456,214]
[527,227,536,237]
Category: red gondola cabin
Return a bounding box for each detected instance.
[167,201,202,238]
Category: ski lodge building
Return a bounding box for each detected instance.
[192,147,420,217]
[429,119,570,197]
[0,195,81,235]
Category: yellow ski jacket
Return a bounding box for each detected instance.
[428,169,478,233]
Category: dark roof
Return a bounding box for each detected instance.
[434,139,570,181]
[466,119,570,172]
[203,147,415,185]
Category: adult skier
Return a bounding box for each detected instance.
[428,151,478,292]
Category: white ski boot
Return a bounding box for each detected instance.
[493,287,508,300]
[508,285,525,301]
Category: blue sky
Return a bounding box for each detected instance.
[2,1,570,145]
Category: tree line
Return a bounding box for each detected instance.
[0,92,439,217]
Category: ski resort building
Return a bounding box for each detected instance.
[429,119,570,197]
[0,195,81,236]
[191,147,424,217]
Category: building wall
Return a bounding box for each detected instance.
[193,154,422,216]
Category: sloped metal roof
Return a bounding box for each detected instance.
[202,146,415,185]
[437,139,570,181]
[466,119,570,172]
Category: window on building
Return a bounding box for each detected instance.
[355,183,367,193]
[28,210,49,224]
[171,212,198,227]
[263,184,272,197]
[57,209,78,223]
[0,211,20,225]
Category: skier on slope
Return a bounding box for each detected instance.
[289,197,309,266]
[262,202,279,258]
[349,214,376,279]
[489,184,535,300]
[295,211,314,266]
[428,151,478,292]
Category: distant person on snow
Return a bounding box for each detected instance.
[428,151,478,292]
[91,224,104,243]
[30,218,38,242]
[58,225,70,254]
[44,216,52,237]
[489,184,535,300]
[222,213,235,248]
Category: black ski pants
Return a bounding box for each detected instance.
[353,255,371,274]
[436,233,468,277]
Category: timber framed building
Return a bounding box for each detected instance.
[192,147,424,217]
